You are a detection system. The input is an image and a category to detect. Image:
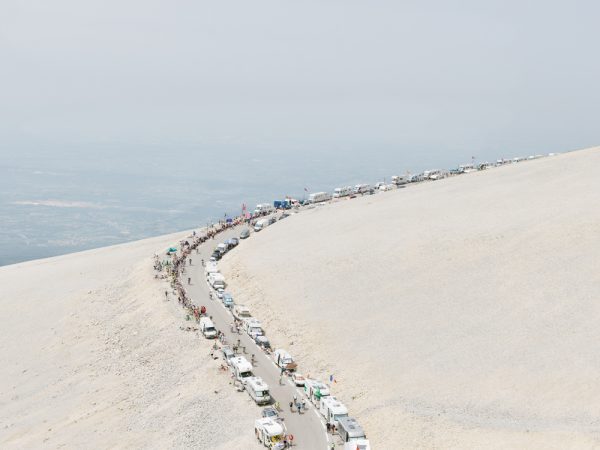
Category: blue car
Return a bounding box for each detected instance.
[222,292,234,308]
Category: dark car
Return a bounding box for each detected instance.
[255,335,271,351]
[211,251,221,260]
[262,406,278,419]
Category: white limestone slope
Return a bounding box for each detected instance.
[0,232,256,449]
[221,147,600,449]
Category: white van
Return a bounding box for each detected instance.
[199,317,217,339]
[230,356,253,384]
[274,349,294,369]
[319,396,348,427]
[245,376,271,405]
[216,243,228,254]
[208,272,226,289]
[332,186,353,198]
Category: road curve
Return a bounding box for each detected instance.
[187,226,332,450]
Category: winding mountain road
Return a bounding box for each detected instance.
[186,226,332,450]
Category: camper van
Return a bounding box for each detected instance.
[304,379,330,403]
[204,262,219,277]
[343,439,371,450]
[353,184,371,194]
[332,186,353,198]
[231,356,253,384]
[378,183,396,191]
[245,376,271,405]
[254,203,274,215]
[391,175,409,185]
[308,192,331,203]
[273,349,294,369]
[208,272,226,289]
[254,418,285,449]
[244,318,263,338]
[319,396,349,427]
[254,219,268,232]
[233,304,252,321]
[199,317,217,339]
[216,242,228,255]
[337,417,367,443]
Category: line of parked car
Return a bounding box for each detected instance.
[199,228,371,450]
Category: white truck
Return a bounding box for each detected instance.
[231,356,253,384]
[319,396,349,427]
[308,191,331,203]
[254,418,285,449]
[199,317,217,339]
[273,349,294,369]
[332,186,353,198]
[304,379,330,404]
[208,272,226,289]
[245,376,271,405]
[233,304,252,321]
[254,218,269,232]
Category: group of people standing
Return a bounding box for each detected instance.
[153,216,245,312]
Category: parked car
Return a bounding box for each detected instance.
[255,335,271,351]
[291,373,306,387]
[268,217,277,225]
[262,406,279,420]
[221,346,235,364]
[215,288,224,299]
[211,251,221,260]
[222,292,234,308]
[239,229,250,239]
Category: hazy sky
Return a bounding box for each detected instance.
[1,0,599,161]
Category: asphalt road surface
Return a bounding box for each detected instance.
[186,225,333,450]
